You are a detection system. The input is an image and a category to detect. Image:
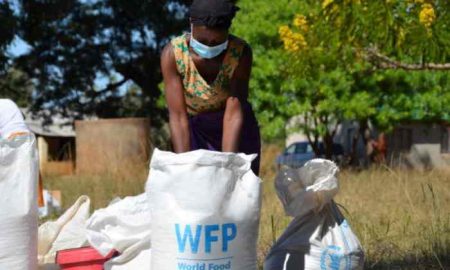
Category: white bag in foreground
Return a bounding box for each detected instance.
[0,134,38,270]
[264,159,364,270]
[38,195,91,265]
[86,193,152,270]
[146,149,262,270]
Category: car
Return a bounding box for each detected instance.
[276,141,344,169]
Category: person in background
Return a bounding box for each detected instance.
[161,0,261,174]
[372,133,387,164]
[0,99,44,207]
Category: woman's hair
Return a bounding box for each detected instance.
[189,0,240,30]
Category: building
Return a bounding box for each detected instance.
[286,116,450,168]
[22,109,76,175]
[388,122,450,169]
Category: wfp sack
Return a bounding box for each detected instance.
[264,159,364,270]
[0,134,38,270]
[146,149,262,270]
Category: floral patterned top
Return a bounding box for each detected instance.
[171,34,245,115]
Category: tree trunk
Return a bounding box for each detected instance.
[324,132,334,160]
[350,119,370,167]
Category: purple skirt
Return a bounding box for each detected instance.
[189,102,261,175]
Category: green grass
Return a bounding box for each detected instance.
[43,145,449,269]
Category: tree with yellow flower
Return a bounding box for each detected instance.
[234,0,450,164]
[276,0,450,160]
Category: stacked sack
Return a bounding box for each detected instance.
[0,135,38,270]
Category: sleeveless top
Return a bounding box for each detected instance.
[171,34,246,115]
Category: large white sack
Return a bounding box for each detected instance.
[38,195,91,265]
[146,149,262,270]
[264,159,364,270]
[86,193,152,270]
[0,134,38,270]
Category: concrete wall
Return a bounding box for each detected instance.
[388,123,448,154]
[387,123,450,169]
[75,118,151,175]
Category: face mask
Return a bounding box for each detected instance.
[190,25,229,59]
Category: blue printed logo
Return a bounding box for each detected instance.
[320,245,351,270]
[175,223,237,254]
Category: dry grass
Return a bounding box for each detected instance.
[44,144,450,269]
[336,168,449,269]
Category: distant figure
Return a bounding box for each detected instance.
[161,0,261,174]
[373,133,387,164]
[0,99,44,207]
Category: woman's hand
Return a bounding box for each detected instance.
[161,43,191,153]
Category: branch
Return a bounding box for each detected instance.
[93,78,128,97]
[365,48,450,71]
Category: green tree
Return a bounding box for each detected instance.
[232,0,304,141]
[0,68,32,107]
[0,2,17,73]
[274,0,449,159]
[10,0,190,123]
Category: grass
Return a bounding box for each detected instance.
[44,144,449,269]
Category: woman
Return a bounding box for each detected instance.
[161,0,261,174]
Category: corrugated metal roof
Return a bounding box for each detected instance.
[21,108,76,137]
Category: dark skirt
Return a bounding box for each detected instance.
[189,102,261,175]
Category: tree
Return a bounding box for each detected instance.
[10,0,190,123]
[0,68,32,107]
[232,0,304,141]
[276,0,450,160]
[0,1,18,73]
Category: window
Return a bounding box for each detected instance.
[306,144,314,153]
[285,144,296,154]
[399,128,412,151]
[295,143,308,154]
[442,128,449,153]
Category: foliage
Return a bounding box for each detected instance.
[0,2,17,73]
[274,0,450,157]
[232,0,304,141]
[6,0,191,124]
[0,68,32,107]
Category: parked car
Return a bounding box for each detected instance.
[276,141,344,168]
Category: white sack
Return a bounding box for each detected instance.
[86,193,152,270]
[146,149,262,270]
[0,134,38,270]
[38,195,91,265]
[0,99,29,139]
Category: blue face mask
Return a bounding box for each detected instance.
[190,26,229,59]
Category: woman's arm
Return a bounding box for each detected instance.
[161,43,191,153]
[222,44,253,152]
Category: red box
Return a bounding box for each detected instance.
[56,246,118,270]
